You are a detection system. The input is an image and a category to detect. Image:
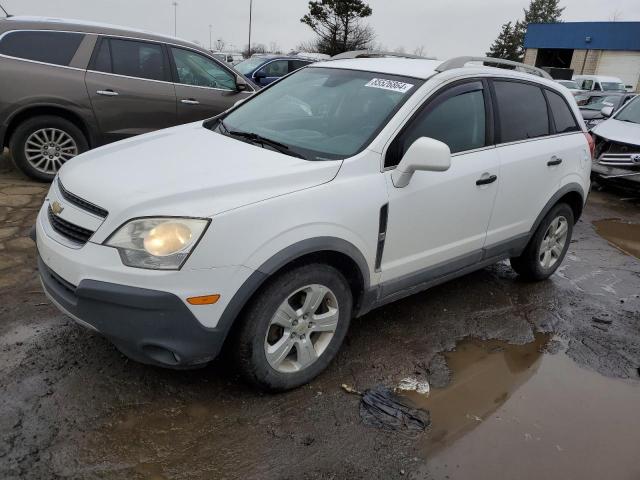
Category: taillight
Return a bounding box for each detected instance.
[584,132,595,160]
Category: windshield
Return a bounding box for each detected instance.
[559,80,578,89]
[615,96,640,124]
[235,57,268,75]
[217,67,421,160]
[579,95,620,111]
[601,82,626,92]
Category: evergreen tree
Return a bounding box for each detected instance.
[486,22,519,61]
[488,0,564,62]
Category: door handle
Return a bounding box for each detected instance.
[96,89,119,96]
[547,156,563,166]
[181,99,200,105]
[476,174,497,186]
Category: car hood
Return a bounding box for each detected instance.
[591,118,640,144]
[58,122,341,220]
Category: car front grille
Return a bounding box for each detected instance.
[594,136,640,167]
[47,206,94,244]
[58,180,108,218]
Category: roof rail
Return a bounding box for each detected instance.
[331,50,436,60]
[436,56,553,80]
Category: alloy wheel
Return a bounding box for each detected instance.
[24,128,79,175]
[264,284,339,373]
[538,215,569,269]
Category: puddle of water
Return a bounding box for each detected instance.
[405,335,640,480]
[593,219,640,259]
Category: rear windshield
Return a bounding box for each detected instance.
[217,67,421,160]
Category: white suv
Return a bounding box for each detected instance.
[35,56,593,390]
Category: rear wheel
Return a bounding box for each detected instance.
[10,115,88,181]
[510,203,574,281]
[233,263,352,391]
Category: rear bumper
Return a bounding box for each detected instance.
[38,254,227,368]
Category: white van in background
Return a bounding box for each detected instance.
[573,75,628,93]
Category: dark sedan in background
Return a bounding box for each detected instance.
[234,55,314,87]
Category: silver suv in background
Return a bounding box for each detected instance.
[0,16,255,181]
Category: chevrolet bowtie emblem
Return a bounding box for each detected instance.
[51,201,64,215]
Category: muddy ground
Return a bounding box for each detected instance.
[1,149,639,480]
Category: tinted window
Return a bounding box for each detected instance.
[289,60,311,72]
[582,80,593,90]
[171,47,235,90]
[107,39,167,81]
[390,86,486,166]
[0,31,84,66]
[546,90,580,134]
[92,38,111,72]
[494,81,549,142]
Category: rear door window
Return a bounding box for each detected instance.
[545,90,580,134]
[0,30,84,66]
[493,80,549,143]
[93,38,168,82]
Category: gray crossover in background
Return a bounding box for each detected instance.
[0,16,256,181]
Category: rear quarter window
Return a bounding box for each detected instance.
[493,80,549,143]
[545,90,580,134]
[0,30,84,66]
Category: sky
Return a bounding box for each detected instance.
[2,0,640,58]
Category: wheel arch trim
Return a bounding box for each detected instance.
[214,237,371,343]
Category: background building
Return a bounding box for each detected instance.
[523,22,640,91]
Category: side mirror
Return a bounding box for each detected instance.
[254,70,266,81]
[236,77,249,91]
[391,137,451,188]
[600,106,614,118]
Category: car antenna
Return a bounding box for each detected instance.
[0,2,11,17]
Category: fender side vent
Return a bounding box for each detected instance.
[375,203,389,272]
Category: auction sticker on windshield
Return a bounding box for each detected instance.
[365,78,414,93]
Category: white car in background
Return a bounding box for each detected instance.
[590,95,640,191]
[35,56,592,391]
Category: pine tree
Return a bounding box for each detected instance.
[488,0,564,62]
[486,22,519,61]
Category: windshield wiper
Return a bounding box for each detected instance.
[219,121,307,159]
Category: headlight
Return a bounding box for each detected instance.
[105,217,210,270]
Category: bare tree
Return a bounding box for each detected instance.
[394,46,406,54]
[413,45,426,57]
[609,9,623,21]
[242,43,267,57]
[269,41,282,53]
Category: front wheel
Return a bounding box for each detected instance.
[233,263,352,391]
[510,203,574,281]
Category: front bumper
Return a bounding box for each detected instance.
[39,254,227,368]
[592,162,640,191]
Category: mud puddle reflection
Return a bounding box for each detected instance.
[404,334,640,479]
[593,219,640,259]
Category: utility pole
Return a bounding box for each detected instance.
[248,0,253,57]
[0,2,11,17]
[209,24,212,51]
[172,1,178,36]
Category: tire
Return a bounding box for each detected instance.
[9,115,88,182]
[510,203,574,281]
[233,263,353,391]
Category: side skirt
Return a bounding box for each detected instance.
[358,233,529,316]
